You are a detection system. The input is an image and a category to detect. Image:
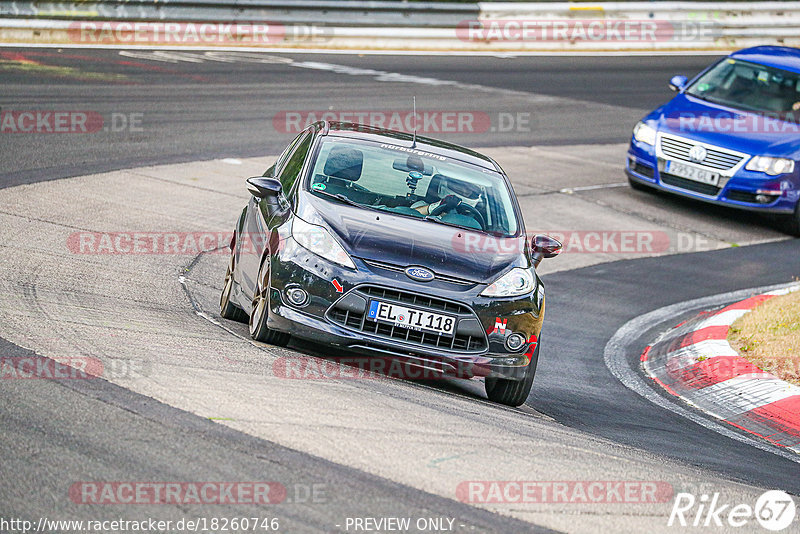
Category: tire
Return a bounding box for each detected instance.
[220,252,248,323]
[249,259,290,346]
[628,175,652,192]
[779,202,800,237]
[485,341,539,407]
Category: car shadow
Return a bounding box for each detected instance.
[284,337,489,402]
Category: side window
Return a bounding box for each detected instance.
[277,132,313,193]
[268,131,304,178]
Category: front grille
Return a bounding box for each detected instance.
[660,173,721,196]
[327,285,487,353]
[360,286,467,314]
[659,135,745,171]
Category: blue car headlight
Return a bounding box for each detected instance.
[632,121,657,146]
[745,156,795,176]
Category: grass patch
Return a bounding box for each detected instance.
[728,289,800,386]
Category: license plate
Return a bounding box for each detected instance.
[665,160,719,186]
[367,300,455,336]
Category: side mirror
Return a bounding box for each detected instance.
[246,176,282,199]
[246,176,289,224]
[669,75,688,92]
[530,234,562,268]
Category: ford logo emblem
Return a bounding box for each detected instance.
[405,266,435,282]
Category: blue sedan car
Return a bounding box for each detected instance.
[626,46,800,235]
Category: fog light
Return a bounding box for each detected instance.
[506,333,526,352]
[286,287,309,307]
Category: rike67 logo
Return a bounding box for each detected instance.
[668,490,796,531]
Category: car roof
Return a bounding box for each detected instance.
[729,46,800,74]
[316,121,501,172]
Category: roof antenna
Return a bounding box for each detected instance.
[411,96,418,148]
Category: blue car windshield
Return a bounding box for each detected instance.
[306,138,519,236]
[686,58,800,123]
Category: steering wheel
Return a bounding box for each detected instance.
[429,201,486,230]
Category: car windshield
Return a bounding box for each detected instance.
[686,58,800,123]
[306,138,519,236]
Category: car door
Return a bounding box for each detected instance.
[239,130,313,299]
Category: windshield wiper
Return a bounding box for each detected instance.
[312,190,384,214]
[423,215,485,234]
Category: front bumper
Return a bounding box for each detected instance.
[265,238,544,381]
[626,136,799,214]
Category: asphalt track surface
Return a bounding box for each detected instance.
[1,50,714,188]
[2,48,800,532]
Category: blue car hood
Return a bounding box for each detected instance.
[649,94,800,158]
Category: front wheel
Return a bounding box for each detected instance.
[628,175,652,193]
[220,252,248,323]
[485,342,539,407]
[779,202,800,237]
[249,259,290,346]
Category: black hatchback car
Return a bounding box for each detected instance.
[220,122,560,406]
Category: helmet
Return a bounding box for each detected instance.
[438,177,482,205]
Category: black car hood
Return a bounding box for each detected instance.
[296,193,527,283]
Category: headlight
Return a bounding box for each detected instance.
[481,268,536,298]
[536,282,545,310]
[745,156,795,176]
[632,121,657,146]
[292,217,356,270]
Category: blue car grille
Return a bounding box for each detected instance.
[660,173,721,196]
[659,135,745,171]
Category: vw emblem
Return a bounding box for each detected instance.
[405,266,435,282]
[688,145,707,163]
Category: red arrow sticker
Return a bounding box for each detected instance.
[332,279,344,293]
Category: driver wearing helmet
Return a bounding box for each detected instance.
[412,176,482,215]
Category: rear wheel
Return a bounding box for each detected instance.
[220,252,248,323]
[485,342,539,407]
[249,259,290,346]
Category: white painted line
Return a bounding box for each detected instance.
[559,182,628,194]
[699,309,749,328]
[678,338,739,359]
[692,377,800,418]
[604,281,800,464]
[648,339,738,374]
[767,285,800,296]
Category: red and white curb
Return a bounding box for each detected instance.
[642,284,800,453]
